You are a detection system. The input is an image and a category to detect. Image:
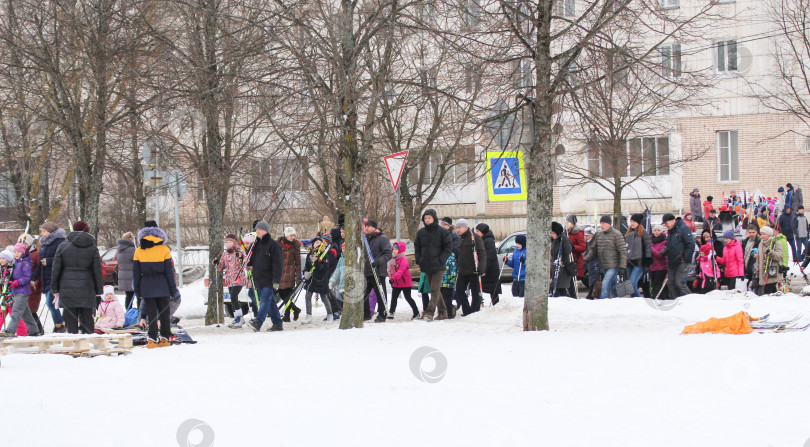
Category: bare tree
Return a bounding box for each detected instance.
[559,24,712,222]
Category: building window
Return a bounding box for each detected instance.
[420,70,437,95]
[717,130,739,182]
[556,0,574,17]
[450,147,474,184]
[660,43,682,79]
[514,58,532,89]
[659,0,679,9]
[464,63,482,94]
[588,137,670,178]
[715,40,737,73]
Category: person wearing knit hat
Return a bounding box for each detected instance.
[95,285,125,330]
[0,249,13,263]
[661,211,695,300]
[755,225,784,295]
[72,221,90,233]
[441,217,453,227]
[599,215,611,225]
[246,218,285,332]
[439,217,459,252]
[361,217,393,322]
[504,234,527,297]
[450,217,486,315]
[474,222,502,306]
[277,227,303,322]
[584,213,627,298]
[38,222,67,332]
[625,213,652,297]
[649,224,668,299]
[301,236,338,324]
[322,233,333,245]
[0,236,40,337]
[551,221,564,237]
[144,220,158,228]
[215,231,248,328]
[717,229,744,290]
[131,221,177,345]
[549,221,576,297]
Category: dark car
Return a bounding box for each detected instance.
[100,247,118,285]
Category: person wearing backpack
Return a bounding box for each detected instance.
[550,222,577,297]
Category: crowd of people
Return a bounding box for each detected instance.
[0,220,180,348]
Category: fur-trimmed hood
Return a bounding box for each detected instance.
[40,228,67,246]
[137,227,168,249]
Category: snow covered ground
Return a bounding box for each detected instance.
[4,281,810,447]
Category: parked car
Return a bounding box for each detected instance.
[100,247,118,285]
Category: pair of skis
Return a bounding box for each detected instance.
[750,314,808,332]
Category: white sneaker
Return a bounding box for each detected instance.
[227,317,244,328]
[326,314,334,323]
[302,314,313,324]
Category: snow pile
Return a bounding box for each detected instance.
[4,288,810,447]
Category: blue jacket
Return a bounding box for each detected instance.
[665,218,696,268]
[505,247,526,282]
[133,226,178,299]
[39,228,66,293]
[11,255,32,295]
[778,212,794,238]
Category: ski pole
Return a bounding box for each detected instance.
[363,232,388,312]
[653,275,668,304]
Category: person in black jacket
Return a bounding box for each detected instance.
[362,219,392,322]
[247,220,284,332]
[38,222,67,332]
[454,219,486,315]
[475,223,501,305]
[440,217,459,253]
[414,209,452,321]
[50,221,103,335]
[663,214,695,300]
[132,221,179,347]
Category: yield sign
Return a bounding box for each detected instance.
[384,150,409,191]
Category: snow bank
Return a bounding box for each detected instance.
[4,288,810,447]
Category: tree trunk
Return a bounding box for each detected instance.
[613,178,623,228]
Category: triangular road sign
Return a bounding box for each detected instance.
[384,150,409,191]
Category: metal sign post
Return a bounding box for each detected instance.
[384,150,409,240]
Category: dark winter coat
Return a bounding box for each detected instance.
[116,238,136,292]
[456,229,486,276]
[363,231,392,278]
[569,226,586,278]
[39,228,66,293]
[304,243,336,295]
[27,248,42,311]
[51,231,103,309]
[795,187,804,211]
[248,232,284,288]
[742,236,761,280]
[778,211,795,238]
[10,254,32,295]
[665,218,696,268]
[277,238,303,289]
[450,232,460,254]
[583,226,627,270]
[689,190,702,220]
[480,230,502,295]
[133,227,178,299]
[414,209,452,274]
[585,239,602,281]
[550,235,575,288]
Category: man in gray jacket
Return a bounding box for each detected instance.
[583,215,627,298]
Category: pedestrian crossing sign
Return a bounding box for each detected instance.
[486,151,526,202]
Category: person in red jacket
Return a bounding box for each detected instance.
[565,216,586,297]
[716,229,744,290]
[703,196,714,221]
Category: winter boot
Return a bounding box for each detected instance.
[419,312,433,322]
[248,318,261,332]
[158,337,171,347]
[412,310,420,320]
[267,323,283,332]
[326,313,334,323]
[302,314,313,324]
[374,312,387,323]
[228,310,245,328]
[146,338,160,349]
[436,312,448,320]
[333,312,341,320]
[53,323,67,333]
[282,308,291,322]
[292,306,301,321]
[387,312,395,320]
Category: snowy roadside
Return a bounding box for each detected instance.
[5,285,810,447]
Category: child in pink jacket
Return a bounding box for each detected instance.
[387,241,419,320]
[95,285,125,330]
[716,230,744,290]
[695,243,720,293]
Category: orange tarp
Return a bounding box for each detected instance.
[681,311,754,335]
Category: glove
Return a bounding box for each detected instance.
[8,280,18,288]
[519,255,525,264]
[237,252,245,260]
[212,257,220,266]
[618,268,626,278]
[173,290,181,300]
[304,271,312,280]
[41,259,47,266]
[273,283,280,291]
[503,255,509,263]
[389,279,393,286]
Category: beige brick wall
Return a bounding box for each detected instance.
[679,113,810,211]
